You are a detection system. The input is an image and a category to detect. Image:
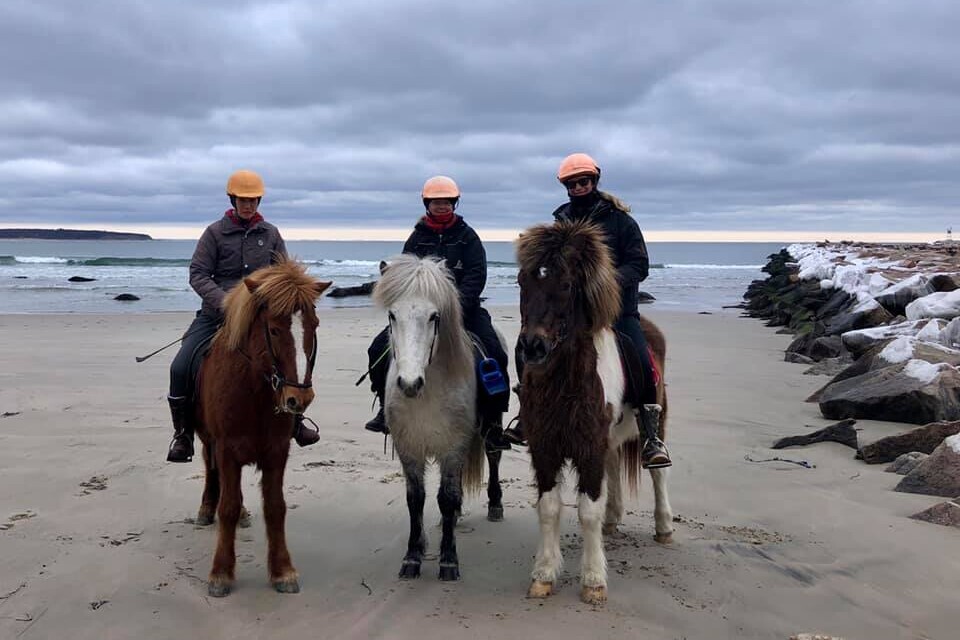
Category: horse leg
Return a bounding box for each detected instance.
[208,453,242,597]
[485,450,503,522]
[398,458,426,579]
[578,477,609,605]
[528,469,563,598]
[650,467,674,543]
[197,441,218,526]
[602,447,623,535]
[262,461,299,593]
[437,455,464,581]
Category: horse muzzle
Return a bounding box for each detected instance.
[397,375,425,398]
[518,333,553,366]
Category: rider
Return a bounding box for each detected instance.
[165,169,320,463]
[363,176,513,453]
[504,153,672,469]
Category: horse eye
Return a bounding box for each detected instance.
[429,312,439,322]
[388,311,396,322]
[270,327,280,337]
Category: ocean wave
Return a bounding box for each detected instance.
[665,263,761,270]
[11,255,70,264]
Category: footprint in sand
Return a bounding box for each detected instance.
[1,510,38,530]
[78,476,108,496]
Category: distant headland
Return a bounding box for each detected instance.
[0,228,152,241]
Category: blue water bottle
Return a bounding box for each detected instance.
[478,358,508,395]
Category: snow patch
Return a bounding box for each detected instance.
[906,290,960,320]
[879,336,915,364]
[946,434,960,455]
[903,359,952,385]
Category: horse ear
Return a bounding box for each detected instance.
[244,275,262,293]
[379,260,390,275]
[314,280,333,296]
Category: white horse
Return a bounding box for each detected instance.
[373,254,504,581]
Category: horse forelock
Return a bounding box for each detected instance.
[516,221,621,332]
[220,259,321,351]
[374,254,470,364]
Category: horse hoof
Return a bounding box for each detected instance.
[602,523,618,536]
[208,579,232,598]
[195,512,215,527]
[272,577,300,594]
[438,563,460,582]
[580,585,607,606]
[654,531,673,544]
[398,560,421,580]
[239,507,252,529]
[487,505,504,522]
[527,580,553,598]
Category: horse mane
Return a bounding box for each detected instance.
[219,258,320,351]
[516,221,622,332]
[373,254,472,366]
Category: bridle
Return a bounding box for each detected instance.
[261,308,317,394]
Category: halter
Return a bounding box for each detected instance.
[261,308,317,393]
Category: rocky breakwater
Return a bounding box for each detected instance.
[743,241,960,526]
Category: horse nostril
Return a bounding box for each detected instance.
[413,376,424,393]
[524,336,549,362]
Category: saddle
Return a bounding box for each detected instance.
[614,331,660,408]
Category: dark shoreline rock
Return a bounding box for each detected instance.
[113,293,140,301]
[68,276,97,282]
[326,282,375,298]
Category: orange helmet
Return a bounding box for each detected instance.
[421,175,460,200]
[226,170,265,198]
[557,153,600,182]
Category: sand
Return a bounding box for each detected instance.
[0,307,955,640]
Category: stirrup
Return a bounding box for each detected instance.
[641,438,672,469]
[293,415,320,447]
[502,415,527,446]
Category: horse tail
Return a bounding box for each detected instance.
[621,437,642,497]
[461,432,486,496]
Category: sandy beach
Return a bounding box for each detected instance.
[0,307,955,640]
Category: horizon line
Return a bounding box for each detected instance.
[0,223,952,244]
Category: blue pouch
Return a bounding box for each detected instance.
[478,357,508,395]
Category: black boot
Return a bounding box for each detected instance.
[166,396,194,463]
[638,404,671,469]
[502,384,526,445]
[292,414,320,447]
[480,415,512,453]
[364,393,389,434]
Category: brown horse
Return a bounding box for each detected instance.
[192,259,331,597]
[516,221,673,605]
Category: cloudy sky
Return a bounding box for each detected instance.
[1,0,957,240]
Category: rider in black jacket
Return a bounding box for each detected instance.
[363,176,512,452]
[505,154,671,468]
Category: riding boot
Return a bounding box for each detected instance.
[502,384,527,445]
[292,414,320,447]
[364,392,389,434]
[638,403,671,469]
[166,395,194,463]
[480,414,512,453]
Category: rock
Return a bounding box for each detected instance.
[884,451,928,474]
[808,335,844,361]
[13,276,27,279]
[637,291,656,304]
[937,316,960,349]
[772,419,858,450]
[929,273,960,292]
[818,360,960,425]
[784,352,815,365]
[895,435,960,497]
[823,298,894,336]
[858,421,960,464]
[873,274,934,316]
[910,500,960,528]
[906,289,960,320]
[803,356,854,377]
[841,319,945,357]
[113,293,140,301]
[68,276,96,282]
[326,282,375,298]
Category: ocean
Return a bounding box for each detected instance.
[0,239,786,314]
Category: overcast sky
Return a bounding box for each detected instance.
[1,0,958,239]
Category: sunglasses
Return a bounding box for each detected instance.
[563,177,593,189]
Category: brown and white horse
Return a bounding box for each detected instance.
[193,259,330,597]
[516,221,673,605]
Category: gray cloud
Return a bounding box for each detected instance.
[1,0,959,234]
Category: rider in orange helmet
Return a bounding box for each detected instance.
[504,154,671,468]
[165,170,319,463]
[362,176,513,453]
